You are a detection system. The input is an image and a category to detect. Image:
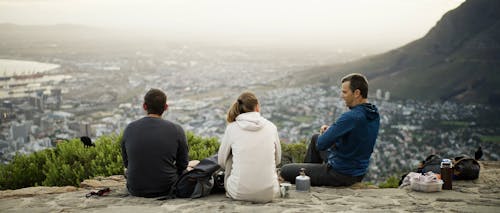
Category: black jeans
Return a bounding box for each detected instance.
[280,134,364,186]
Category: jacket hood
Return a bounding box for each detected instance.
[235,112,265,131]
[358,103,379,121]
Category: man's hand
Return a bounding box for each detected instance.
[187,160,200,171]
[320,125,330,134]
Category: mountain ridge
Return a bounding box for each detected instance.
[293,0,500,104]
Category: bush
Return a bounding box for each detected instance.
[186,132,220,160]
[378,175,400,188]
[89,134,124,177]
[0,132,222,190]
[0,149,52,189]
[42,134,123,187]
[281,140,307,164]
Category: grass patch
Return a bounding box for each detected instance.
[291,116,314,123]
[378,175,400,188]
[480,136,500,143]
[440,121,469,127]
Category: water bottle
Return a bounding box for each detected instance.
[440,159,453,190]
[295,168,310,192]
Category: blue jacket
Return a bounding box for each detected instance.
[317,103,380,176]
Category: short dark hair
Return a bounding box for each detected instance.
[341,73,369,98]
[144,88,167,115]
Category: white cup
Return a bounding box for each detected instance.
[280,182,292,198]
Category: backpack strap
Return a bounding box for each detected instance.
[156,172,187,200]
[423,154,439,162]
[454,157,479,165]
[156,188,176,200]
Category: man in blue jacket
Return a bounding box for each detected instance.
[281,73,380,186]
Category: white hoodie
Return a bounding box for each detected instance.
[218,112,281,203]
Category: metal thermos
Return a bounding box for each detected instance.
[295,168,310,192]
[441,159,453,190]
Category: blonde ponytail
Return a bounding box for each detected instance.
[227,101,241,123]
[226,92,259,123]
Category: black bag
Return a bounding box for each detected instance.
[175,154,223,198]
[417,154,443,174]
[212,170,226,194]
[453,156,480,180]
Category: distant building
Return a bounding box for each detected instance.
[40,116,52,133]
[376,89,382,100]
[0,108,15,124]
[2,100,13,111]
[50,88,62,109]
[10,121,32,143]
[384,91,390,101]
[67,120,80,133]
[80,122,92,137]
[35,90,45,111]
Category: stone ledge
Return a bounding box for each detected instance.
[0,161,498,212]
[0,186,79,199]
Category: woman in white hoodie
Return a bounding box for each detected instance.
[217,92,281,203]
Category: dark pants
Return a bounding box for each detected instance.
[280,134,364,186]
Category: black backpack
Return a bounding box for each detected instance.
[453,156,480,180]
[175,154,224,198]
[417,154,443,174]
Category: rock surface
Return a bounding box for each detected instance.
[1,162,499,212]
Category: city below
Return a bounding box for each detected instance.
[1,45,498,183]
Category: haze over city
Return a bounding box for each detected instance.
[0,0,465,53]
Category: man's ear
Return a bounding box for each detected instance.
[354,89,361,97]
[143,103,148,111]
[164,103,169,111]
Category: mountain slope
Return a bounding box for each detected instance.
[294,0,500,104]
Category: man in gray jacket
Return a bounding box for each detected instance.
[121,88,189,197]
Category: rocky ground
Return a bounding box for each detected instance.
[1,161,499,213]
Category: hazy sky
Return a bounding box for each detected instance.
[0,0,465,51]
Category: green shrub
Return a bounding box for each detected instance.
[378,175,400,188]
[90,134,123,177]
[281,140,307,164]
[0,134,123,190]
[42,134,123,187]
[0,149,52,189]
[187,132,220,160]
[0,132,222,190]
